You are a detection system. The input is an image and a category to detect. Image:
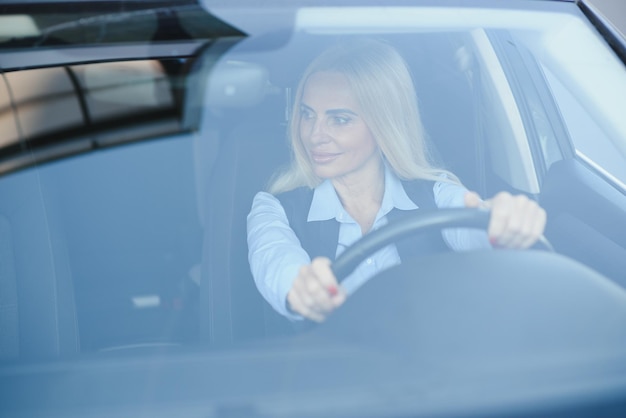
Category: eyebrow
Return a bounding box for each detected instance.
[326,108,358,116]
[300,103,359,116]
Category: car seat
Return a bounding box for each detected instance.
[0,173,80,361]
[184,38,295,344]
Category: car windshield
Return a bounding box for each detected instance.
[0,1,241,48]
[2,1,626,416]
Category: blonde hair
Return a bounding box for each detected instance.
[269,38,459,194]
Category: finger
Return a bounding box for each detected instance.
[518,205,547,249]
[509,198,548,249]
[303,281,336,313]
[296,264,335,313]
[487,192,513,246]
[331,286,347,308]
[310,257,342,298]
[498,195,534,248]
[311,258,347,308]
[494,196,546,249]
[287,289,326,322]
[300,306,326,323]
[289,257,345,320]
[463,191,483,208]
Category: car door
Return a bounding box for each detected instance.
[487,12,626,287]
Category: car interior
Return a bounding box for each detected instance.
[2,24,626,364]
[191,31,510,344]
[188,29,626,348]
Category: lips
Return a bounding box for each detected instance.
[309,151,341,164]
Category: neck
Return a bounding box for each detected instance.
[332,160,385,234]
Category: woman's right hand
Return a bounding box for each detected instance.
[287,257,347,322]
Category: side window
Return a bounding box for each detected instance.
[72,60,174,123]
[543,67,626,186]
[0,59,183,175]
[4,67,83,141]
[0,73,20,148]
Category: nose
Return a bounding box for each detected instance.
[306,117,330,145]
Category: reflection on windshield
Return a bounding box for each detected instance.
[0,59,189,175]
[0,4,244,49]
[0,4,625,360]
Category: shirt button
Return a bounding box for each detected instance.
[366,258,373,265]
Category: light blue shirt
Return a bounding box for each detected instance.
[247,167,490,319]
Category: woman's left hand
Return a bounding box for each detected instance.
[464,191,547,249]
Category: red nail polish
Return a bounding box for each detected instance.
[327,285,338,296]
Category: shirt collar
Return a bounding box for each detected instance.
[308,179,343,222]
[381,164,418,214]
[307,164,418,222]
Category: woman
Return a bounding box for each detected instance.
[247,39,546,322]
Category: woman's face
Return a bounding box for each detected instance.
[299,71,380,183]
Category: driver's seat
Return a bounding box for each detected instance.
[203,110,294,344]
[189,49,290,345]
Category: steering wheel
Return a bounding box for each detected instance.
[331,208,553,282]
[312,209,626,366]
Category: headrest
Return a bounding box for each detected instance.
[182,40,279,130]
[205,60,271,108]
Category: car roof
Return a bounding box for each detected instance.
[0,0,576,5]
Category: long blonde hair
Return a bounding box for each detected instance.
[269,38,459,194]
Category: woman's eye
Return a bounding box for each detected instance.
[300,108,315,120]
[332,115,351,125]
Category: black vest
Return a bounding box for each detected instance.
[276,180,449,263]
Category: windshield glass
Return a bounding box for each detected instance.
[0,2,242,48]
[2,2,626,416]
[1,0,625,355]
